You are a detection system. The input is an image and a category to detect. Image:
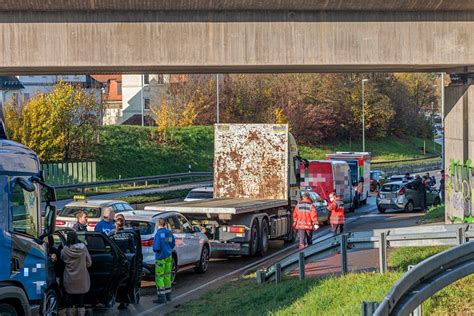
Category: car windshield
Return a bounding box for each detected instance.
[186,191,213,200]
[128,220,155,236]
[60,206,101,218]
[381,184,401,192]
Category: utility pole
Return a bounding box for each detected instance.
[362,79,369,152]
[440,73,445,169]
[216,74,220,124]
[141,74,145,126]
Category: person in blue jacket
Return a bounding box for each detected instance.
[152,218,176,304]
[94,207,116,235]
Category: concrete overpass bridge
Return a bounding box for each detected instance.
[1,0,474,221]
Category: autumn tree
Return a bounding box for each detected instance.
[4,82,102,161]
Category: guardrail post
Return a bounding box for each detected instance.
[145,180,148,187]
[256,270,264,284]
[275,263,282,284]
[379,232,387,274]
[340,234,348,274]
[407,265,423,316]
[457,226,466,245]
[299,252,305,280]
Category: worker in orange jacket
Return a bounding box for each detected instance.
[328,192,345,234]
[293,192,318,250]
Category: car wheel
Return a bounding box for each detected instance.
[249,220,259,256]
[0,304,18,316]
[171,255,178,283]
[194,245,210,273]
[377,206,385,213]
[41,288,59,316]
[405,201,415,213]
[433,197,441,206]
[258,219,269,256]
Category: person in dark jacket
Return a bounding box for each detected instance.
[414,175,427,211]
[439,170,445,202]
[72,211,88,232]
[61,231,92,316]
[153,218,176,304]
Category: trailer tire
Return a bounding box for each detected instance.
[249,220,259,256]
[258,219,269,256]
[0,303,17,316]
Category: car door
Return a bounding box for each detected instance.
[166,215,194,265]
[177,214,202,263]
[75,231,127,307]
[109,230,143,304]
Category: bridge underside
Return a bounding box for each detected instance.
[1,10,474,75]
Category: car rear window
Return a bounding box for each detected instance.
[381,184,400,192]
[186,191,213,200]
[60,207,101,218]
[129,220,155,236]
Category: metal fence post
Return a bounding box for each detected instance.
[340,234,348,274]
[457,226,466,245]
[275,263,282,284]
[299,252,305,280]
[379,232,387,273]
[256,270,264,284]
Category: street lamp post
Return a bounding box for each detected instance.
[362,79,369,152]
[440,73,445,170]
[216,74,220,124]
[140,74,145,127]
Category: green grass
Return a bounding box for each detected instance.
[94,125,440,179]
[170,246,473,315]
[299,136,441,162]
[120,190,189,204]
[419,204,445,224]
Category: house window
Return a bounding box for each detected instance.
[156,75,165,85]
[117,81,122,95]
[144,74,149,85]
[144,98,150,110]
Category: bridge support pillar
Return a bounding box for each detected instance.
[444,83,474,223]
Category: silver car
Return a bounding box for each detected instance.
[118,210,210,282]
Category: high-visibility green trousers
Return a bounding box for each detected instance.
[155,256,172,295]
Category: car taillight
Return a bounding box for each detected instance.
[228,226,246,234]
[55,220,66,226]
[142,239,154,247]
[87,221,98,227]
[398,187,407,196]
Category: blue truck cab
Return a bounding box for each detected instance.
[0,139,58,315]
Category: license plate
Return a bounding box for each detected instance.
[380,199,391,204]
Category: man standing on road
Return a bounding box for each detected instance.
[94,207,116,235]
[328,192,345,234]
[414,175,427,212]
[293,192,318,250]
[153,218,176,304]
[439,170,445,202]
[72,211,88,232]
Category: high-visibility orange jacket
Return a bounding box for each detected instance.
[328,199,345,225]
[293,198,318,230]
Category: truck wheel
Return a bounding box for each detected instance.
[0,304,17,316]
[284,228,296,243]
[194,245,210,273]
[258,219,269,256]
[249,220,259,256]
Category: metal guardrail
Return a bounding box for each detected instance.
[54,172,213,190]
[256,224,472,284]
[373,241,474,316]
[372,156,440,166]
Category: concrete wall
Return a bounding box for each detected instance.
[2,11,474,74]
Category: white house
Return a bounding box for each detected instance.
[0,76,24,108]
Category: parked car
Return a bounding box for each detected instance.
[300,190,330,225]
[56,197,135,231]
[118,210,210,282]
[389,175,413,182]
[376,181,441,213]
[184,186,213,202]
[47,228,142,308]
[370,170,388,192]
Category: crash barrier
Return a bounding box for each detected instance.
[255,224,472,284]
[54,172,213,192]
[371,241,474,316]
[42,161,97,186]
[371,156,440,166]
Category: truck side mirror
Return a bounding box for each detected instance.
[42,204,57,237]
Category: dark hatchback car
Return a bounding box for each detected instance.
[46,229,143,311]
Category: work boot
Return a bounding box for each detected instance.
[165,292,172,302]
[66,307,75,316]
[153,294,166,304]
[77,307,86,316]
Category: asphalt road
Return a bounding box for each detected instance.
[90,194,425,316]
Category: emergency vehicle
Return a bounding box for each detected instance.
[299,160,354,212]
[326,152,371,206]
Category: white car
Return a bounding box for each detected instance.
[184,186,213,202]
[118,210,210,281]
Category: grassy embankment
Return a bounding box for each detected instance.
[170,246,473,315]
[419,204,445,224]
